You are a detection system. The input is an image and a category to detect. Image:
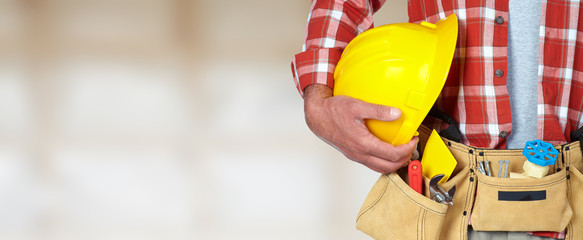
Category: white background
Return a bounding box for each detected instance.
[0,0,407,239]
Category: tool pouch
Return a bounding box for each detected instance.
[355,124,583,239]
[471,170,572,232]
[355,169,448,240]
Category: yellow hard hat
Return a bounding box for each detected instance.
[333,14,458,145]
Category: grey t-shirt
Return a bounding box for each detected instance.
[506,0,543,149]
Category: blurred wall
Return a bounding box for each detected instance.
[0,0,407,239]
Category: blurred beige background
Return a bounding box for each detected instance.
[0,0,406,239]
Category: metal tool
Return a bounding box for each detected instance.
[504,160,510,178]
[429,174,456,205]
[485,160,492,176]
[408,160,423,194]
[478,161,487,175]
[498,160,510,178]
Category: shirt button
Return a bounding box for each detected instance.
[495,16,504,24]
[495,69,504,77]
[499,131,508,138]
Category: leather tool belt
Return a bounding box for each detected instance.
[356,125,583,240]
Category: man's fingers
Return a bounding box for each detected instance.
[351,99,401,122]
[347,136,419,174]
[395,136,420,153]
[360,135,419,162]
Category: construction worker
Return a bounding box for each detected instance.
[292,0,583,239]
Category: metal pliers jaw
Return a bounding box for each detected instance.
[429,174,456,205]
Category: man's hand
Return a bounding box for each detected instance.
[304,84,418,174]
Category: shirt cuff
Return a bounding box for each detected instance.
[291,48,343,97]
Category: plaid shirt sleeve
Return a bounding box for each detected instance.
[291,0,385,97]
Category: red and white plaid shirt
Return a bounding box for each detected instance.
[291,0,583,150]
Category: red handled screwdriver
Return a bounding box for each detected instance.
[408,160,423,194]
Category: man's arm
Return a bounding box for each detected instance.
[293,0,418,174]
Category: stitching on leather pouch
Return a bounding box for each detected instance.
[356,176,389,221]
[461,151,475,240]
[569,206,575,240]
[447,142,468,152]
[567,149,572,200]
[566,150,574,239]
[416,208,422,240]
[473,143,575,158]
[477,174,566,188]
[420,209,426,240]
